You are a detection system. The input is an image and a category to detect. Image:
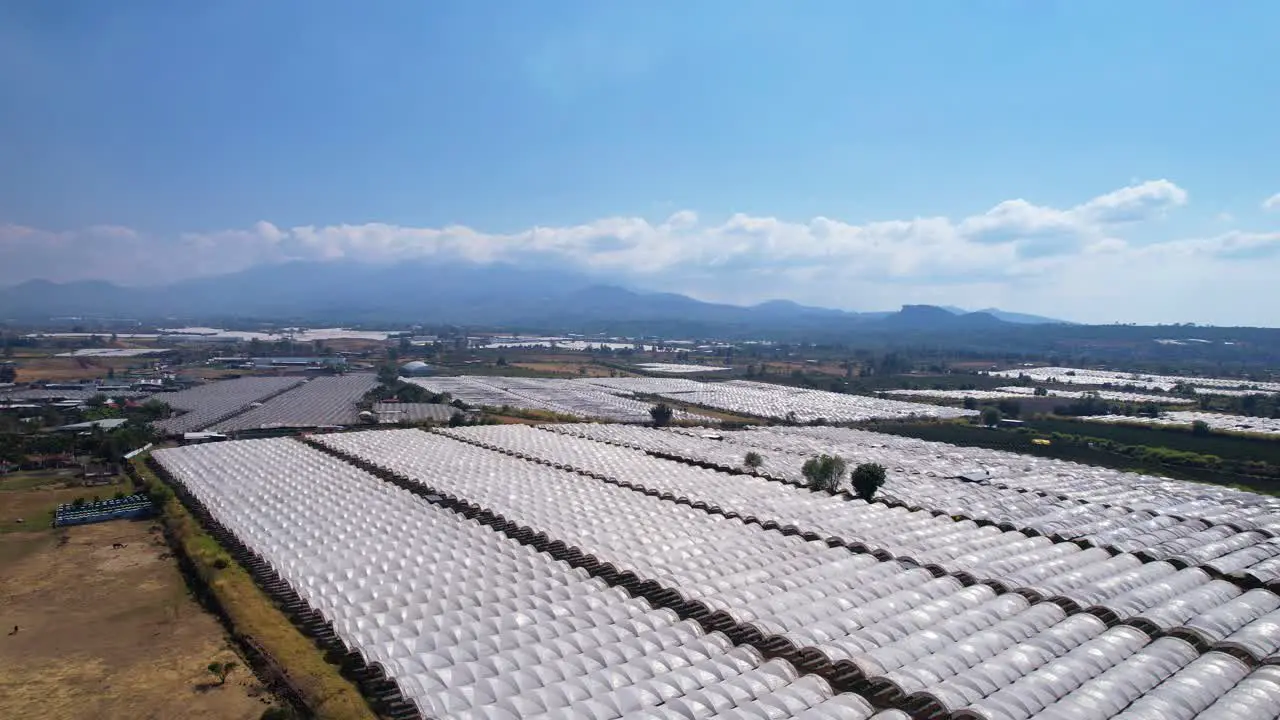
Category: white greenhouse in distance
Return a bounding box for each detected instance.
[399,360,434,377]
[989,367,1280,396]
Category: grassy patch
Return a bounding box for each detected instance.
[131,458,377,720]
[0,485,86,533]
[1031,417,1280,461]
[0,469,79,492]
[870,419,1280,495]
[511,361,617,377]
[480,406,584,423]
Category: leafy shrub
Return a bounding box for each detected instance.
[850,463,887,501]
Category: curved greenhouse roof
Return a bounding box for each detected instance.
[399,361,433,376]
[150,416,1280,720]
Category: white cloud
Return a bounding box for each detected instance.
[1072,179,1188,223]
[6,178,1279,324]
[1263,193,1280,212]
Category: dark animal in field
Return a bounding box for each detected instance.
[112,542,127,549]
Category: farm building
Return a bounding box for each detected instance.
[398,360,433,377]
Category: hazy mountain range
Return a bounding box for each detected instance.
[0,261,1070,333]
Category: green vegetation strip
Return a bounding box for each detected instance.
[1028,417,1280,464]
[130,457,378,720]
[867,420,1280,496]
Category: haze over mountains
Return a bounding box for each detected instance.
[0,261,1069,333]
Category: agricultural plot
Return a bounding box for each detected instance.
[636,363,733,373]
[491,423,1280,582]
[546,423,1280,567]
[152,376,306,435]
[990,367,1280,395]
[641,379,976,423]
[152,438,879,719]
[370,402,456,424]
[54,348,167,358]
[405,376,710,423]
[298,427,1280,718]
[1078,412,1280,438]
[1,387,150,402]
[882,387,1187,404]
[727,426,1280,521]
[407,375,969,423]
[579,377,708,394]
[207,374,379,432]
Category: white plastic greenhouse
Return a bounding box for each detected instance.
[151,438,870,719]
[988,367,1280,395]
[151,426,1280,720]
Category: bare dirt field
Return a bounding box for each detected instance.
[9,356,141,383]
[513,361,617,377]
[0,520,272,720]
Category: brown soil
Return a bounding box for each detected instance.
[485,414,552,425]
[0,521,272,720]
[9,357,140,383]
[512,361,616,377]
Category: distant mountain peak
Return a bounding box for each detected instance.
[0,261,1067,332]
[879,304,1009,329]
[974,307,1072,325]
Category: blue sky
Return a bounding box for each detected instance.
[2,1,1278,325]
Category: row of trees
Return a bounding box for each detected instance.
[745,451,888,500]
[371,365,448,404]
[800,455,887,499]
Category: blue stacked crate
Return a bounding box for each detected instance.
[53,493,156,527]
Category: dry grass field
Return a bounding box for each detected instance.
[512,360,617,376]
[1,482,92,534]
[0,520,271,720]
[7,356,141,383]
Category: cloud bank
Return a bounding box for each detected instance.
[4,179,1279,325]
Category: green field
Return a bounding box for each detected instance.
[1028,417,1280,465]
[869,420,1280,495]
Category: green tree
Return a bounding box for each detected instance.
[0,363,14,383]
[850,463,887,501]
[997,399,1021,418]
[376,364,400,388]
[138,399,171,421]
[962,396,978,410]
[206,661,238,686]
[801,454,847,493]
[1033,386,1049,397]
[743,451,764,474]
[980,406,1001,427]
[649,403,674,427]
[1191,419,1212,436]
